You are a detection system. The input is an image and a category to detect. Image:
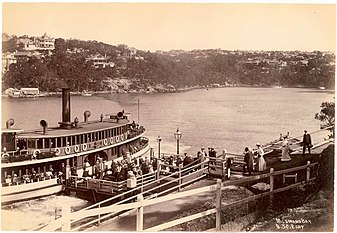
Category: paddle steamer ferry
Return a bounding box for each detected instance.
[1,88,149,203]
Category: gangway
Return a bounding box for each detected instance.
[42,158,208,231]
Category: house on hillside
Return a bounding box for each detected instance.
[13,51,32,63]
[16,33,55,51]
[36,33,55,50]
[86,54,115,68]
[2,53,17,72]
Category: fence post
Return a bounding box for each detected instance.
[141,175,144,193]
[61,205,71,231]
[269,168,274,210]
[178,164,183,191]
[216,179,222,231]
[306,161,311,182]
[157,160,161,183]
[226,158,232,180]
[222,161,225,179]
[136,194,144,232]
[98,204,101,226]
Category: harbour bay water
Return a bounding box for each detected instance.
[1,87,334,230]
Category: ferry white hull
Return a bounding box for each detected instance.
[1,178,63,204]
[1,144,150,204]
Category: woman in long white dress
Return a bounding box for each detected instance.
[281,139,292,161]
[256,143,266,171]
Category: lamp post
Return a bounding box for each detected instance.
[174,128,182,155]
[157,136,162,159]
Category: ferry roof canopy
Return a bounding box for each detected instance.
[17,118,130,138]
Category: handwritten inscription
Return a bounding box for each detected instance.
[275,218,311,230]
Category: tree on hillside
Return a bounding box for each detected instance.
[2,36,18,53]
[315,101,335,138]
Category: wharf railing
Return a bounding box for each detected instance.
[41,159,208,231]
[41,160,319,232]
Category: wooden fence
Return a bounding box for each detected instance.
[41,160,318,231]
[47,160,209,231]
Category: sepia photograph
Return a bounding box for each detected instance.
[1,1,335,232]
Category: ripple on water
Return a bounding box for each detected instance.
[1,194,90,231]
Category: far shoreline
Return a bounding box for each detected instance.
[2,85,335,99]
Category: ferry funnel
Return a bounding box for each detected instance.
[6,118,14,129]
[84,110,91,122]
[40,120,48,134]
[59,88,72,129]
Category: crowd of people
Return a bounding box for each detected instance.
[80,154,159,182]
[243,130,312,175]
[3,130,313,185]
[3,164,63,186]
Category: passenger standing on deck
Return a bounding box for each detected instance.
[281,138,292,161]
[243,147,254,175]
[201,147,207,157]
[302,130,312,155]
[94,160,101,178]
[83,160,90,177]
[256,143,266,171]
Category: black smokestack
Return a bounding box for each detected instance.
[59,88,72,129]
[62,88,71,123]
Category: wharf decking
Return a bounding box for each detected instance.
[39,140,333,232]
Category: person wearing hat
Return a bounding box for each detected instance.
[302,130,312,155]
[281,138,291,162]
[255,143,266,171]
[243,147,254,175]
[12,174,18,185]
[201,147,207,157]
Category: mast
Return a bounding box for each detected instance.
[138,98,140,124]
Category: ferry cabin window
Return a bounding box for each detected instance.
[71,136,75,146]
[28,139,35,149]
[61,137,66,147]
[2,133,16,151]
[83,134,87,143]
[45,138,50,148]
[37,139,43,149]
[50,138,56,148]
[75,135,80,144]
[18,139,27,150]
[57,137,62,148]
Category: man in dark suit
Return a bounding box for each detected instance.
[302,130,312,155]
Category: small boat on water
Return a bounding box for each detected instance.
[319,86,326,90]
[81,91,92,96]
[1,88,149,204]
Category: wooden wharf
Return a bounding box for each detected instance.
[39,137,333,232]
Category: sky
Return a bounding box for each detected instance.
[2,2,336,52]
